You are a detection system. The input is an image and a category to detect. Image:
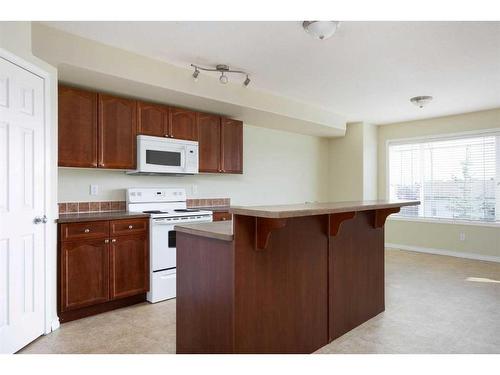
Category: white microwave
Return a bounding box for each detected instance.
[128,135,199,175]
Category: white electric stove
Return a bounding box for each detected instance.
[127,187,212,303]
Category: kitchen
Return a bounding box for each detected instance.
[1,14,500,370]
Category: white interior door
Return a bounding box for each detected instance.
[0,56,46,353]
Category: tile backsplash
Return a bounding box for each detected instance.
[187,198,230,208]
[59,201,126,214]
[59,198,230,214]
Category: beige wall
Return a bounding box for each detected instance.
[378,108,500,260]
[59,124,330,205]
[328,122,377,201]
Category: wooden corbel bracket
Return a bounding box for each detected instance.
[329,211,356,237]
[255,217,287,250]
[374,207,400,228]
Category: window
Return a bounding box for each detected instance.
[388,132,500,223]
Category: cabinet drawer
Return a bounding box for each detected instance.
[61,221,109,242]
[213,211,232,222]
[110,218,148,236]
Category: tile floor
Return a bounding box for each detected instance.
[20,249,500,354]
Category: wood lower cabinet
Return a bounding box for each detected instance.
[58,218,149,322]
[212,211,232,222]
[58,85,98,167]
[60,238,110,312]
[110,234,149,300]
[170,107,198,141]
[197,113,222,173]
[221,118,243,174]
[137,100,169,137]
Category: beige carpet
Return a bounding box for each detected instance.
[20,249,500,354]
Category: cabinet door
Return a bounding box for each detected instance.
[137,101,169,137]
[60,239,110,312]
[221,118,243,174]
[110,234,149,300]
[98,94,137,169]
[170,107,198,141]
[197,113,221,173]
[212,211,232,222]
[58,85,98,167]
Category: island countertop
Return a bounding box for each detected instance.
[175,220,233,241]
[229,199,420,218]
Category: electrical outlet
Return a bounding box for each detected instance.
[90,184,99,196]
[191,184,198,195]
[459,232,466,241]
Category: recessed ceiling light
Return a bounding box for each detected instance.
[302,21,340,40]
[410,96,433,108]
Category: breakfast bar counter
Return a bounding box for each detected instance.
[175,200,419,354]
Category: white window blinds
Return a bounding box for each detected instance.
[388,133,500,223]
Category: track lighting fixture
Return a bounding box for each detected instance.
[190,64,251,87]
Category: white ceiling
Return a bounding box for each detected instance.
[42,21,500,125]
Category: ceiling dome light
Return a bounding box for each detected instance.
[219,72,228,84]
[410,96,433,108]
[302,21,340,40]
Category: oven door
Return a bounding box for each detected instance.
[151,219,177,271]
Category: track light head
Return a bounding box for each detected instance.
[243,75,251,87]
[219,72,228,84]
[192,68,200,82]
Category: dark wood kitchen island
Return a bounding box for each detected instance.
[175,200,419,354]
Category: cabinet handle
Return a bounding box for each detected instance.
[165,134,169,137]
[128,225,133,229]
[104,239,109,243]
[111,239,116,243]
[222,217,227,221]
[84,228,90,233]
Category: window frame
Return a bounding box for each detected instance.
[385,127,500,227]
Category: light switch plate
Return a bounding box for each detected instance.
[90,184,99,196]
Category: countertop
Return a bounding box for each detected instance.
[229,200,420,219]
[57,211,150,223]
[175,220,233,241]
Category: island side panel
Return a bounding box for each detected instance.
[176,233,235,353]
[329,210,385,341]
[233,214,329,353]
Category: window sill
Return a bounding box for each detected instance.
[388,215,500,228]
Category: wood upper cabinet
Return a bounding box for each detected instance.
[98,94,137,169]
[137,101,169,137]
[60,238,110,312]
[170,107,198,141]
[221,118,243,174]
[58,85,98,167]
[110,234,149,300]
[197,113,221,173]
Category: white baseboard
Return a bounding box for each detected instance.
[385,243,500,263]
